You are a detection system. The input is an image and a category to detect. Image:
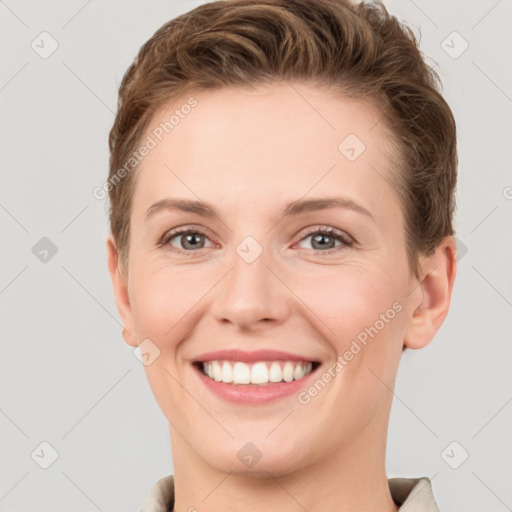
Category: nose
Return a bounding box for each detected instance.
[210,242,291,331]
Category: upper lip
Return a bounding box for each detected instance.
[193,349,320,363]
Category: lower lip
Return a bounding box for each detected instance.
[193,363,320,404]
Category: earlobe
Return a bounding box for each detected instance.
[121,327,136,347]
[106,235,138,348]
[403,236,457,350]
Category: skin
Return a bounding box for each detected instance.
[107,82,457,512]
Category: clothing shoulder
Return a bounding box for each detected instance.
[139,475,174,512]
[389,476,441,511]
[140,474,441,512]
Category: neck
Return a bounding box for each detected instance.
[169,422,398,512]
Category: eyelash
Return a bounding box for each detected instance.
[158,225,354,256]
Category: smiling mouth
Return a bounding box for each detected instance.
[193,360,321,386]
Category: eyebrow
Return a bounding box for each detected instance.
[144,196,374,221]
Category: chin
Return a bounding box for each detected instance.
[212,453,304,478]
[201,437,309,478]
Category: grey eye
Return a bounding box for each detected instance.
[167,230,212,251]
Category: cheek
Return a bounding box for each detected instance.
[128,261,207,342]
[299,266,404,347]
[293,265,407,413]
[127,264,203,418]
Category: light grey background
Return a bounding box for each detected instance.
[1,1,511,511]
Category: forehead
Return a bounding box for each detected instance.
[132,82,402,227]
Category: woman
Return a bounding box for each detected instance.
[105,0,457,510]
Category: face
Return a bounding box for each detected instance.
[109,82,435,477]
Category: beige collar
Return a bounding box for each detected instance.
[140,475,440,512]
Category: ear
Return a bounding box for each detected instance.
[404,235,458,349]
[106,234,138,347]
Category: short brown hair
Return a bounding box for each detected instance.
[107,0,457,279]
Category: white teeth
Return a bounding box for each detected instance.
[293,363,306,380]
[251,362,268,384]
[269,361,282,383]
[212,361,222,381]
[222,361,233,383]
[200,360,315,385]
[282,361,294,382]
[233,362,251,384]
